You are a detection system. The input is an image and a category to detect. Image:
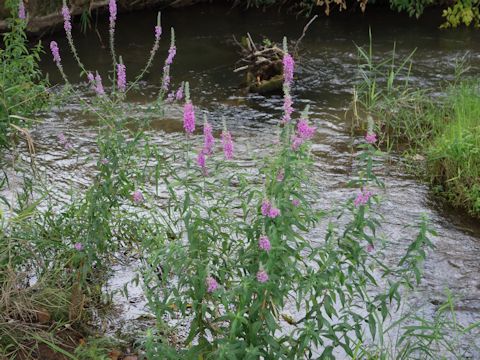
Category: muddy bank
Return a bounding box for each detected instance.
[0,0,207,33]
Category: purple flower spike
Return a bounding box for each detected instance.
[132,190,144,204]
[50,41,61,64]
[95,74,105,96]
[261,199,271,216]
[166,45,176,65]
[18,1,26,19]
[61,5,72,34]
[74,242,83,251]
[183,102,195,134]
[155,25,162,40]
[87,72,95,83]
[221,130,233,160]
[283,53,295,86]
[206,276,218,293]
[203,121,214,155]
[175,85,184,101]
[258,236,271,252]
[197,149,207,175]
[109,0,117,27]
[365,132,377,144]
[117,63,126,92]
[282,95,293,123]
[256,270,269,283]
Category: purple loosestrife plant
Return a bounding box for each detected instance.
[256,270,269,283]
[221,129,234,160]
[109,0,117,28]
[183,82,195,134]
[283,53,295,86]
[94,73,105,96]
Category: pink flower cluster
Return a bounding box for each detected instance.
[258,235,271,252]
[354,188,373,207]
[221,130,234,160]
[365,132,377,144]
[62,5,72,34]
[206,276,218,293]
[50,41,61,64]
[58,133,73,150]
[155,25,162,40]
[109,0,117,28]
[132,190,144,204]
[74,242,83,251]
[282,95,293,123]
[90,73,105,96]
[203,121,215,155]
[18,1,26,19]
[256,270,269,283]
[283,53,295,86]
[183,102,195,134]
[117,63,126,92]
[292,119,316,150]
[261,199,280,218]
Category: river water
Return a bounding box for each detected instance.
[29,3,480,356]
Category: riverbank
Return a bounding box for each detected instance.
[353,44,480,217]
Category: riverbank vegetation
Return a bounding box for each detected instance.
[2,0,480,33]
[353,38,480,217]
[1,1,479,359]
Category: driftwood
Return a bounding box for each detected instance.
[234,15,318,94]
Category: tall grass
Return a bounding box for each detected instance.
[427,81,480,216]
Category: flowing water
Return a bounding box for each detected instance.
[25,2,480,355]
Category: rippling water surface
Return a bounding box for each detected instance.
[29,3,480,354]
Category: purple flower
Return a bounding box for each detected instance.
[155,25,162,40]
[183,102,195,134]
[74,242,83,251]
[64,142,73,151]
[61,5,72,34]
[203,121,215,155]
[268,207,281,218]
[276,169,284,182]
[366,243,375,253]
[166,45,176,65]
[166,91,175,103]
[95,74,105,96]
[175,85,184,101]
[197,149,207,174]
[87,72,95,83]
[162,73,171,91]
[58,133,67,145]
[283,53,295,86]
[206,276,218,293]
[365,132,377,144]
[297,119,316,140]
[101,158,109,165]
[261,199,280,218]
[258,235,271,252]
[50,41,61,64]
[282,95,293,123]
[261,199,271,216]
[109,0,117,27]
[221,130,233,160]
[18,1,26,19]
[256,270,269,283]
[117,63,126,92]
[132,190,144,204]
[292,199,300,207]
[291,136,303,151]
[354,188,373,207]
